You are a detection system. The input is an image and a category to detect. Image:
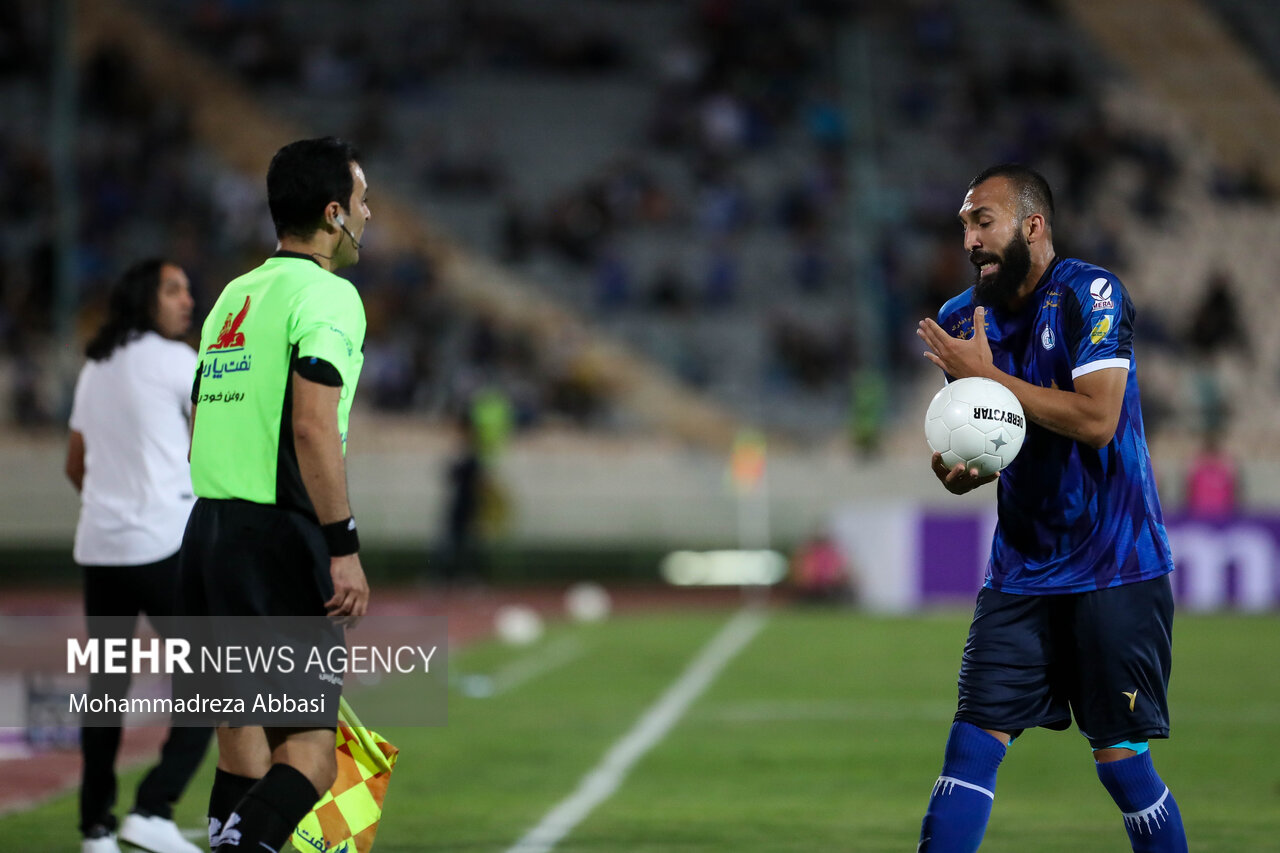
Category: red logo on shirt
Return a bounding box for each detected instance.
[209,295,250,350]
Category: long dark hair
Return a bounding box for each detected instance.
[85,258,169,361]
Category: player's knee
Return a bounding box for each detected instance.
[1092,739,1148,763]
[979,727,1013,746]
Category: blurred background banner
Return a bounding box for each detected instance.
[832,505,1280,612]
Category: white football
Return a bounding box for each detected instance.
[565,582,611,623]
[494,605,544,646]
[924,377,1026,477]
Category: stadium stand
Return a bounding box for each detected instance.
[1,0,1278,453]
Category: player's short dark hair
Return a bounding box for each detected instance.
[85,258,171,360]
[267,137,361,240]
[969,163,1054,228]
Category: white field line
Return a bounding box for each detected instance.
[453,637,586,699]
[489,636,586,696]
[504,608,768,853]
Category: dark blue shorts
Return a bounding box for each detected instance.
[955,574,1174,749]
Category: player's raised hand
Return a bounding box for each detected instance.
[930,451,999,495]
[918,306,995,379]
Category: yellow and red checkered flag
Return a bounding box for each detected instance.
[292,697,399,853]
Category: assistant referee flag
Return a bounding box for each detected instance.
[292,698,399,853]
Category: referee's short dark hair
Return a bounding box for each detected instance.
[969,163,1054,229]
[267,137,361,240]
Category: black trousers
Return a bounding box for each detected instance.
[79,553,213,835]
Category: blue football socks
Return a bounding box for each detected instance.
[1095,750,1188,853]
[917,722,1007,852]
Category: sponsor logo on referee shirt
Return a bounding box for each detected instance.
[203,294,253,388]
[1122,689,1138,712]
[209,295,251,350]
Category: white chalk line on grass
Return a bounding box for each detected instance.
[489,636,586,696]
[504,607,768,853]
[454,636,587,699]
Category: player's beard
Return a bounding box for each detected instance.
[972,231,1032,310]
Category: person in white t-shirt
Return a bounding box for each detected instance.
[66,259,212,853]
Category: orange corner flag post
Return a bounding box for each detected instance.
[728,429,770,550]
[728,428,767,496]
[292,697,399,853]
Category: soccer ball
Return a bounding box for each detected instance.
[565,582,611,622]
[494,605,544,646]
[924,377,1026,477]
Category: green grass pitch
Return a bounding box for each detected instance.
[3,607,1277,851]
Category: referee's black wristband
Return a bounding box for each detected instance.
[321,517,360,557]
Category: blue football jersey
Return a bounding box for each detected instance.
[937,257,1175,594]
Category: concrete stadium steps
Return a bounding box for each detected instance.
[1070,74,1280,448]
[97,0,740,445]
[1206,0,1280,84]
[116,0,1280,448]
[1063,0,1280,191]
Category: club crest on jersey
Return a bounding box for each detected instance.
[1089,277,1115,311]
[1041,324,1055,350]
[1090,315,1112,344]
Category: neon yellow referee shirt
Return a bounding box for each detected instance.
[189,253,365,519]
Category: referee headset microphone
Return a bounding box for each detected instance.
[334,212,362,250]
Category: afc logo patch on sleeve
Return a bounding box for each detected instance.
[1090,315,1112,344]
[1089,277,1115,311]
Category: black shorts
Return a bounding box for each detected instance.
[180,498,333,618]
[177,498,341,726]
[954,574,1174,749]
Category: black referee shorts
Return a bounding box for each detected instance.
[180,498,333,618]
[954,574,1174,749]
[178,498,341,726]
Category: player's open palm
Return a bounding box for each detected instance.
[918,306,995,379]
[327,554,369,627]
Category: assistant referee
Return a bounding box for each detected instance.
[180,137,370,853]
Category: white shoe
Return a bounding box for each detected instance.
[81,834,122,853]
[118,813,201,853]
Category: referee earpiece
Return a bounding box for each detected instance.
[332,211,362,251]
